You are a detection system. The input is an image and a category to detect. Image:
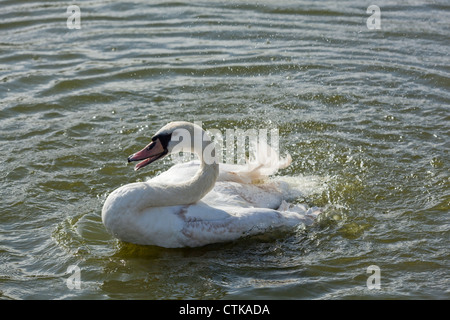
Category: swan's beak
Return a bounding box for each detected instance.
[127,139,168,171]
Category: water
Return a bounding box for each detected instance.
[0,0,449,300]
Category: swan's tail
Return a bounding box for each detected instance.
[219,139,292,184]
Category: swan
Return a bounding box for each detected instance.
[102,121,320,248]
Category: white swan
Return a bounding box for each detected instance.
[102,121,320,248]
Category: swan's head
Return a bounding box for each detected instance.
[127,121,211,171]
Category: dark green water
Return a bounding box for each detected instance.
[0,0,449,299]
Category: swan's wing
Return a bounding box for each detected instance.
[202,181,283,209]
[129,201,319,248]
[121,202,230,247]
[181,201,321,247]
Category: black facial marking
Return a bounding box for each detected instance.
[151,133,172,150]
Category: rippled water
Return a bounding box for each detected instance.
[1,0,449,300]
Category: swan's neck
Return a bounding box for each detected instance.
[174,159,219,204]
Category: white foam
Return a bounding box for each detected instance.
[271,174,329,202]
